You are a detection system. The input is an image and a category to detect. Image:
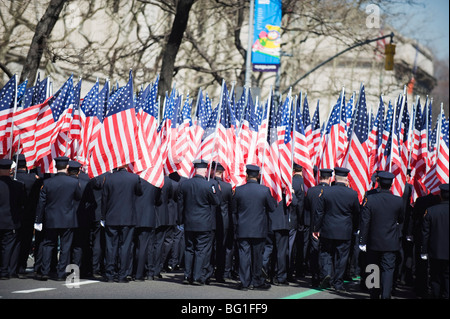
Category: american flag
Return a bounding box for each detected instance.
[176,93,195,178]
[196,101,218,162]
[76,80,100,167]
[0,75,17,156]
[293,94,315,190]
[261,92,282,203]
[310,100,321,169]
[88,71,142,177]
[368,96,385,178]
[319,93,345,170]
[391,96,409,197]
[424,111,449,194]
[278,94,293,205]
[14,75,74,169]
[344,84,370,202]
[164,89,181,174]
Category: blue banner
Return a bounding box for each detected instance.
[251,0,282,72]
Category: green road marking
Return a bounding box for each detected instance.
[281,277,361,299]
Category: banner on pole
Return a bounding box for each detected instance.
[252,0,282,72]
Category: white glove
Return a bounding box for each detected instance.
[100,220,105,227]
[34,223,43,231]
[359,245,367,252]
[420,254,428,260]
[406,235,413,242]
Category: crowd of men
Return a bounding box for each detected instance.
[0,155,448,299]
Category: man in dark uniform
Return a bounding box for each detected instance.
[151,174,172,280]
[359,171,405,299]
[313,167,360,292]
[133,178,161,281]
[88,172,108,279]
[0,159,26,279]
[421,183,449,299]
[303,168,332,287]
[178,159,219,285]
[12,154,42,279]
[412,190,441,298]
[34,156,82,281]
[68,160,95,278]
[101,165,143,283]
[288,163,305,282]
[210,162,233,283]
[233,164,277,290]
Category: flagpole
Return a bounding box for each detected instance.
[207,79,225,181]
[260,86,273,184]
[343,83,363,167]
[407,96,419,169]
[291,93,298,169]
[9,74,18,159]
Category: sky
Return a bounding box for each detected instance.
[385,0,449,61]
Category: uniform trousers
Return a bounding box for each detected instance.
[133,227,154,280]
[273,230,289,282]
[0,230,17,277]
[41,228,74,279]
[287,228,297,279]
[90,222,105,276]
[309,234,320,286]
[319,237,351,290]
[366,250,396,299]
[184,231,211,282]
[238,237,265,288]
[429,258,449,299]
[105,225,134,281]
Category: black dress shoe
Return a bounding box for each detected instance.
[254,282,271,290]
[182,277,191,285]
[319,275,331,289]
[135,277,145,282]
[273,279,289,286]
[237,283,248,291]
[118,278,129,283]
[192,280,204,286]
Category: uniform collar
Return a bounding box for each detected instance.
[193,174,206,180]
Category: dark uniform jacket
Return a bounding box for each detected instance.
[136,179,162,228]
[70,174,93,228]
[421,200,449,260]
[178,174,219,232]
[270,192,298,231]
[88,173,107,223]
[304,182,329,228]
[155,176,174,227]
[214,177,233,232]
[35,172,82,228]
[359,189,404,251]
[314,182,360,241]
[101,168,143,226]
[0,176,26,229]
[232,180,277,238]
[14,170,42,225]
[288,174,305,230]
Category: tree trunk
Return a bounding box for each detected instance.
[19,0,68,85]
[158,0,195,105]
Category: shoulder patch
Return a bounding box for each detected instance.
[211,185,216,194]
[363,197,368,207]
[319,189,323,197]
[423,209,427,218]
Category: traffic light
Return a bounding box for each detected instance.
[385,43,396,71]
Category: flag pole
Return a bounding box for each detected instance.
[260,86,273,184]
[9,74,18,159]
[407,95,419,169]
[291,93,298,169]
[207,79,225,181]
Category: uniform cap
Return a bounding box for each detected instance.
[14,154,27,168]
[193,159,208,169]
[377,171,395,184]
[68,161,82,169]
[212,161,225,172]
[54,156,70,167]
[246,164,260,173]
[293,163,303,171]
[439,183,449,193]
[319,168,333,178]
[0,159,13,169]
[334,167,350,177]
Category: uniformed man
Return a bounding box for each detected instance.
[150,174,172,280]
[233,164,277,290]
[209,162,233,283]
[68,160,95,278]
[12,154,42,279]
[0,159,26,280]
[34,156,82,281]
[133,178,161,281]
[420,183,449,299]
[288,163,305,282]
[88,172,108,279]
[313,167,360,292]
[101,165,143,283]
[303,168,332,287]
[178,159,219,285]
[359,171,405,299]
